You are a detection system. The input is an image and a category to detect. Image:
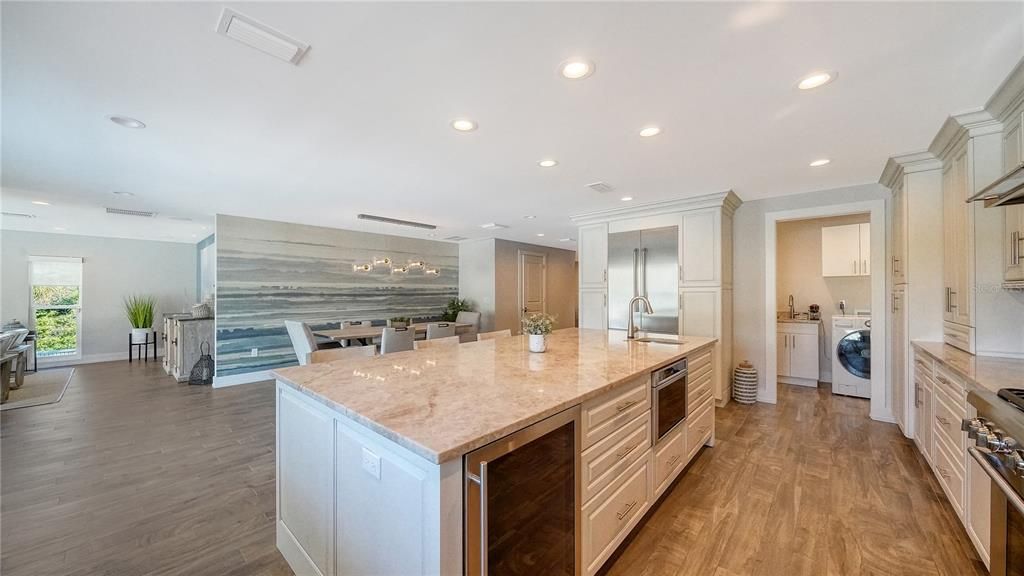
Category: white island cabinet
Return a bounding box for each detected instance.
[273,329,717,576]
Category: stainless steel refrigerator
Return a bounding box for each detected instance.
[607,226,679,334]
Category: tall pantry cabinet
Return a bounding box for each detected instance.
[573,191,740,404]
[1000,93,1024,288]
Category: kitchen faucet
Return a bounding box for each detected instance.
[626,295,654,340]
[788,294,795,319]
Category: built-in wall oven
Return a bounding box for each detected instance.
[652,358,688,443]
[464,406,581,576]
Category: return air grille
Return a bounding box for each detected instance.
[444,236,468,241]
[2,211,36,218]
[106,207,156,218]
[216,9,310,65]
[586,181,614,193]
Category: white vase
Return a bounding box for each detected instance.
[131,327,151,343]
[528,333,547,353]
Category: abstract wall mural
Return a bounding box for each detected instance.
[215,215,458,376]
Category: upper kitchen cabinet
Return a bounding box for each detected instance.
[680,210,722,287]
[1000,101,1024,286]
[578,223,609,288]
[821,223,870,277]
[892,177,908,285]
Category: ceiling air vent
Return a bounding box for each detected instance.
[106,207,156,218]
[357,213,437,230]
[586,181,614,193]
[217,8,310,65]
[2,211,36,218]
[444,235,469,242]
[479,223,508,230]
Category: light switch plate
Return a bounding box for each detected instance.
[361,447,381,480]
[250,348,259,357]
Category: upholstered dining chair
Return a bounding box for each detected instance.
[380,327,415,354]
[477,329,512,341]
[426,322,456,339]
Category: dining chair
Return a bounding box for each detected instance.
[338,320,372,347]
[455,311,481,342]
[284,321,318,366]
[309,345,376,364]
[380,327,415,354]
[426,322,456,339]
[477,329,512,341]
[414,335,460,350]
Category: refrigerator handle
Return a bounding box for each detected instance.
[632,248,639,297]
[641,248,648,298]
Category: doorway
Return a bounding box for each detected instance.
[517,250,546,333]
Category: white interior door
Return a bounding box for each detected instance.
[821,224,862,277]
[519,251,547,327]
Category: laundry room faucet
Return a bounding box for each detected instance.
[788,295,795,319]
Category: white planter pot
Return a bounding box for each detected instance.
[131,327,151,343]
[528,333,547,353]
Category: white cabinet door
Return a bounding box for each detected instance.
[777,333,791,377]
[578,224,609,288]
[942,161,958,323]
[966,446,992,568]
[680,210,718,286]
[858,223,871,276]
[579,289,607,330]
[952,147,974,327]
[680,289,717,338]
[1004,112,1024,283]
[789,333,818,381]
[821,224,862,277]
[892,181,907,285]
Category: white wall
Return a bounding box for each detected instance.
[458,239,497,332]
[1,230,197,364]
[777,213,871,382]
[734,184,892,398]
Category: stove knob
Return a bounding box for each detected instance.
[1006,437,1020,451]
[963,418,986,439]
[976,427,992,447]
[1011,452,1024,472]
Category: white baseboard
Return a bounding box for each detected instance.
[976,349,1024,360]
[213,370,273,388]
[871,410,896,424]
[38,349,165,367]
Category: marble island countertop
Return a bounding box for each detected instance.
[911,341,1024,394]
[273,328,716,464]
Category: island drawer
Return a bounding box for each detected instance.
[686,398,714,459]
[687,347,712,374]
[582,376,651,450]
[581,412,651,504]
[653,424,686,497]
[582,455,652,576]
[687,368,713,415]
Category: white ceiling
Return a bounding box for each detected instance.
[3,2,1022,247]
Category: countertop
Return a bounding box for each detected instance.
[911,341,1024,394]
[776,318,820,325]
[273,328,716,464]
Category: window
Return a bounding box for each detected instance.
[29,256,83,359]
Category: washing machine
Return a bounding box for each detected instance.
[832,315,871,398]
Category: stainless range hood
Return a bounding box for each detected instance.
[967,161,1024,206]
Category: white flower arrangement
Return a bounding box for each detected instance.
[521,313,555,335]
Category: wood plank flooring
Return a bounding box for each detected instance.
[2,363,986,576]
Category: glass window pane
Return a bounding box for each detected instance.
[34,308,78,357]
[32,285,80,306]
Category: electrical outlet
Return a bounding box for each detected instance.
[838,300,847,313]
[250,348,258,357]
[361,447,381,480]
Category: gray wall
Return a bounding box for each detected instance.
[1,230,197,362]
[458,239,497,331]
[215,215,458,376]
[733,183,892,394]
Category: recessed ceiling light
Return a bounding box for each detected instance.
[523,215,536,220]
[536,233,545,237]
[112,190,135,197]
[108,115,146,129]
[621,196,634,202]
[32,201,50,206]
[53,227,66,231]
[538,159,558,168]
[797,71,835,90]
[809,158,831,167]
[560,59,594,80]
[451,119,477,132]
[639,126,662,138]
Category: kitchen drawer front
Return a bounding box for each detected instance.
[933,366,967,407]
[933,435,966,519]
[582,376,651,450]
[654,425,686,497]
[581,412,651,504]
[687,369,713,415]
[582,455,652,576]
[933,389,967,454]
[912,351,934,382]
[687,348,712,374]
[686,399,714,459]
[943,321,976,355]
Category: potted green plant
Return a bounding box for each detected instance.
[388,316,411,329]
[441,298,472,322]
[124,295,156,343]
[521,312,555,353]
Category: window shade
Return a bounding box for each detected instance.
[29,256,82,286]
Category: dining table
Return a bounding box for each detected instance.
[314,322,474,346]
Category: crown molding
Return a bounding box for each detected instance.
[570,190,743,226]
[879,151,942,188]
[928,108,1000,160]
[987,56,1024,122]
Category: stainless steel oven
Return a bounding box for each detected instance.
[652,358,687,443]
[464,406,581,576]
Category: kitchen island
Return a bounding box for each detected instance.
[273,328,717,576]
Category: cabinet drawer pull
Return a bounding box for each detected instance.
[935,415,950,426]
[667,453,681,468]
[616,499,638,520]
[616,443,640,460]
[937,466,950,480]
[615,399,639,412]
[698,425,711,435]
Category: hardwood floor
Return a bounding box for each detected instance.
[2,363,985,576]
[603,384,987,576]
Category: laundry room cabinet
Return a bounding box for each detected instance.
[776,322,818,386]
[821,223,870,277]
